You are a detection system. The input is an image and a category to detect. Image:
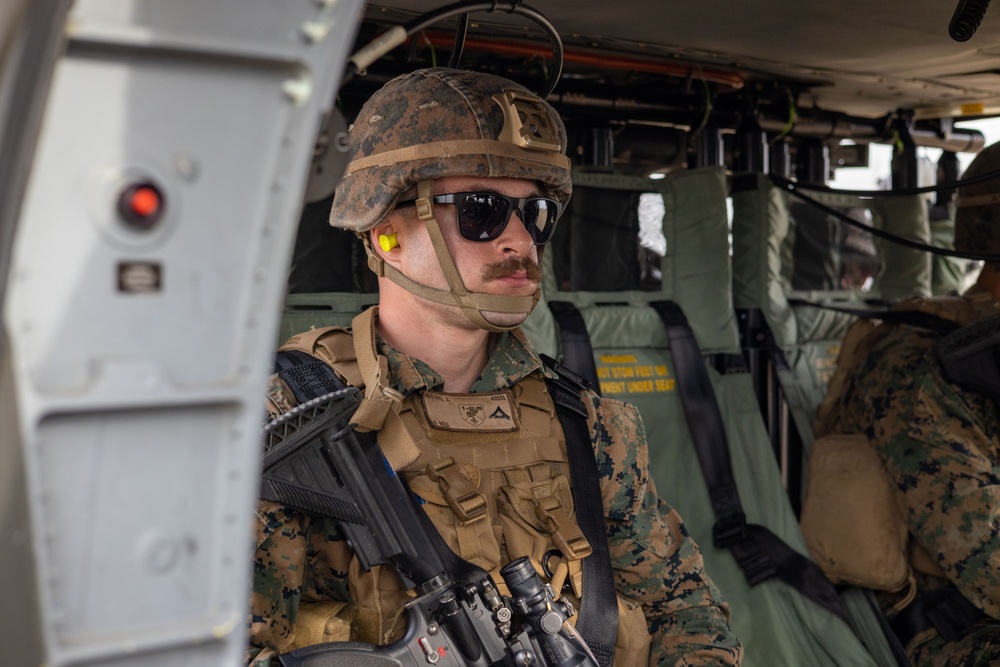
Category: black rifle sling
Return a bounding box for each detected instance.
[405,478,491,586]
[275,348,617,664]
[541,354,618,667]
[648,300,848,621]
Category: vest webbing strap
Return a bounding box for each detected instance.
[273,347,617,664]
[649,299,849,621]
[548,301,602,393]
[542,354,617,667]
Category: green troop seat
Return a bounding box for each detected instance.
[522,167,886,667]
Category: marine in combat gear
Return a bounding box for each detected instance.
[246,68,743,666]
[812,140,1000,666]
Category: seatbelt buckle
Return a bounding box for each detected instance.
[712,511,748,548]
[426,458,487,522]
[535,496,592,561]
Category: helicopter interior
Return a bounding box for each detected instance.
[4,1,1000,665]
[277,2,1000,665]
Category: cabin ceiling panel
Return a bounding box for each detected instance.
[366,0,1000,118]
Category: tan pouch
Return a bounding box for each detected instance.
[800,434,914,593]
[406,462,502,572]
[287,600,352,650]
[347,559,413,644]
[613,596,652,667]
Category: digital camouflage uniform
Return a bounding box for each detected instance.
[247,324,742,666]
[820,292,1000,666]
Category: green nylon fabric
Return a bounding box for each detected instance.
[519,287,559,359]
[929,203,967,296]
[731,173,799,346]
[871,194,931,301]
[528,167,880,667]
[278,292,378,341]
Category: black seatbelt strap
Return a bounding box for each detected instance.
[548,300,601,393]
[649,300,849,621]
[276,349,617,665]
[542,353,618,667]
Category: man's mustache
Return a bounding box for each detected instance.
[481,256,542,283]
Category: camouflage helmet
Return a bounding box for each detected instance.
[329,68,572,231]
[956,140,1000,256]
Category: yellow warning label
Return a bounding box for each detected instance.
[600,354,638,364]
[597,363,674,395]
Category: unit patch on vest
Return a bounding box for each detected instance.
[422,390,520,432]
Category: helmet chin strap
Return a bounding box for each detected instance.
[364,180,541,333]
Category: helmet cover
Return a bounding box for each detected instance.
[329,68,572,231]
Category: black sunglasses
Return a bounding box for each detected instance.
[397,191,563,245]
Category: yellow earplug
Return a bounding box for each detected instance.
[378,233,398,252]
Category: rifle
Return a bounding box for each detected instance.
[261,387,599,667]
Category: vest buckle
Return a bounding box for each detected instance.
[426,458,487,522]
[534,495,592,561]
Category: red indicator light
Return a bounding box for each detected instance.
[117,181,165,230]
[130,186,161,217]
